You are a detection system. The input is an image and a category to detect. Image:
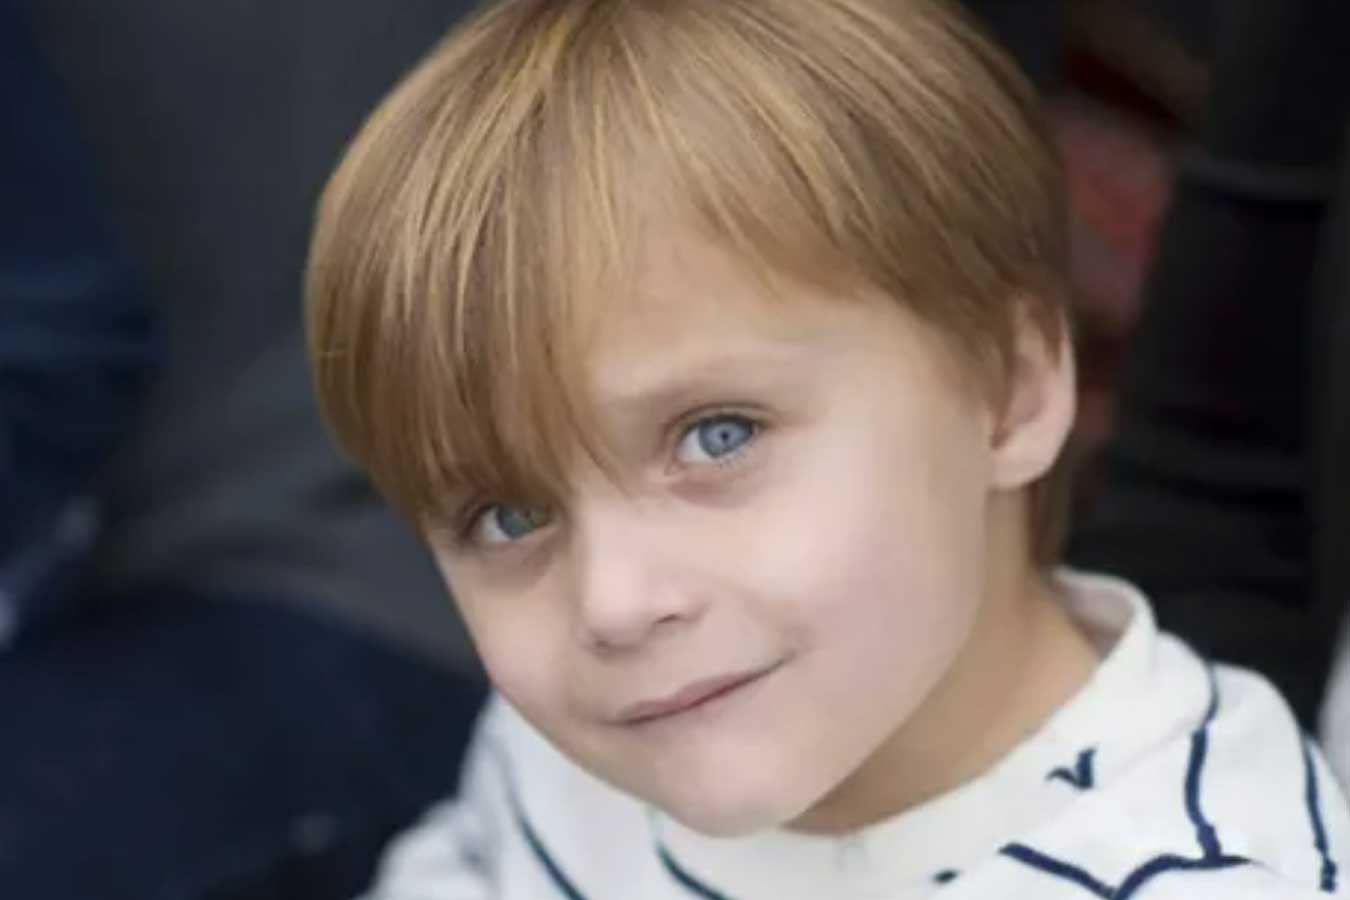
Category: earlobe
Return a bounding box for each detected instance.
[989,308,1076,490]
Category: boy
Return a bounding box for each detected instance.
[305,0,1350,895]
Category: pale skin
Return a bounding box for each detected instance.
[431,223,1101,837]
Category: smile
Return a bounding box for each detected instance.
[616,663,781,726]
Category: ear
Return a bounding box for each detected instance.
[989,304,1076,490]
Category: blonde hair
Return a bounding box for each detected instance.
[307,0,1072,562]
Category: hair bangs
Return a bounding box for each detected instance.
[307,0,678,527]
[308,0,1072,557]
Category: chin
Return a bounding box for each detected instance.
[660,797,790,838]
[648,768,825,838]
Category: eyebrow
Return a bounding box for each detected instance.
[594,342,811,421]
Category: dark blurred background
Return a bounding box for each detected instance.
[1,0,1346,897]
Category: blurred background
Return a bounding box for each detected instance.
[1,0,1345,897]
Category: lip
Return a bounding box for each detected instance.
[616,664,779,726]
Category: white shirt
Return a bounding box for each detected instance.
[365,572,1350,898]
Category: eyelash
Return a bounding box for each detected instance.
[448,501,490,547]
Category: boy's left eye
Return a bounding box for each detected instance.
[467,503,552,547]
[674,414,758,465]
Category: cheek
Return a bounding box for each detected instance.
[452,580,573,723]
[735,412,990,687]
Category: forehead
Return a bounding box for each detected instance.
[582,223,957,409]
[591,226,851,389]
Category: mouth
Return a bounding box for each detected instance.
[616,663,782,726]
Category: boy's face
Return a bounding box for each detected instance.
[433,226,1010,836]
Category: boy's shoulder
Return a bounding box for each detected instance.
[960,652,1346,898]
[928,572,1350,897]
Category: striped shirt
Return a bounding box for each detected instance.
[365,572,1350,898]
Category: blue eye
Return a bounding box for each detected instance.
[675,414,757,464]
[472,503,551,546]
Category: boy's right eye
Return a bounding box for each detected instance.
[468,503,552,547]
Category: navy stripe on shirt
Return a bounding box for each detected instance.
[1302,737,1339,892]
[656,842,736,900]
[516,810,589,900]
[1001,844,1114,898]
[490,743,591,900]
[1114,853,1249,897]
[1184,666,1223,858]
[1047,748,1097,790]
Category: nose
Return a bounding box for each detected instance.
[567,502,706,653]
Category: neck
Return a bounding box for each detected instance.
[789,501,1100,834]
